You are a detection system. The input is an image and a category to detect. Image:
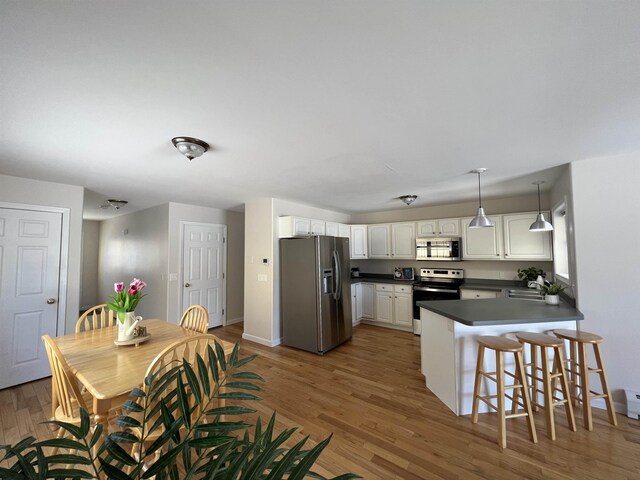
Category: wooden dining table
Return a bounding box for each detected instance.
[52,319,235,431]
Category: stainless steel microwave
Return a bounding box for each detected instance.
[416,237,462,261]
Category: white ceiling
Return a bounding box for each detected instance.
[2,1,640,220]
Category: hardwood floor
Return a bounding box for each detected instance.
[1,323,638,479]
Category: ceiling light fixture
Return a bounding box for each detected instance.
[529,181,554,232]
[107,199,128,210]
[172,136,209,160]
[399,195,417,206]
[468,168,494,228]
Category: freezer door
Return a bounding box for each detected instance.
[280,237,320,353]
[318,237,339,352]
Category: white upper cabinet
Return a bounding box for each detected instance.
[461,215,504,259]
[417,218,460,237]
[279,216,311,237]
[310,219,325,235]
[349,225,368,259]
[391,222,416,259]
[368,224,392,259]
[338,223,350,238]
[325,222,338,237]
[503,212,553,261]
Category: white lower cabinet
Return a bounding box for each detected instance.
[460,288,501,300]
[375,288,394,324]
[352,282,374,325]
[351,284,358,326]
[393,288,413,328]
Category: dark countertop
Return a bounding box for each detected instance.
[417,298,583,327]
[350,274,415,285]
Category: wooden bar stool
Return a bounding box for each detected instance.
[553,329,618,430]
[472,335,537,448]
[515,332,576,440]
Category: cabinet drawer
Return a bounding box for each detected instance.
[394,285,412,294]
[376,284,394,292]
[460,289,501,300]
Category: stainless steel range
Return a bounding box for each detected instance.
[412,268,464,335]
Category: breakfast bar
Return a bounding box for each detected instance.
[418,298,584,416]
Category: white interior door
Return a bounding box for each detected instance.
[0,208,62,389]
[181,223,226,328]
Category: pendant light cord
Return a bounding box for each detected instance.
[477,172,482,208]
[537,183,542,213]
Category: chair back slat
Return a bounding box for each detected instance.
[76,304,117,333]
[42,335,88,419]
[179,305,209,333]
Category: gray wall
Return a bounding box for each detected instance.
[80,220,100,308]
[0,174,84,334]
[571,154,640,412]
[98,204,170,321]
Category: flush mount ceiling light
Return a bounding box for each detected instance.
[172,136,209,160]
[529,181,554,232]
[468,168,495,228]
[106,199,128,210]
[399,195,418,206]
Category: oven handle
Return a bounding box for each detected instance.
[413,287,459,293]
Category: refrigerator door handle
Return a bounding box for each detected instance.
[332,250,341,300]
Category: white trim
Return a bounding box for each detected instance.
[242,332,282,347]
[0,202,70,337]
[226,316,244,325]
[179,221,227,327]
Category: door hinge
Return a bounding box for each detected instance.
[223,237,226,243]
[222,308,225,315]
[222,272,225,279]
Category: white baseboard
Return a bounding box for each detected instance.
[241,332,282,347]
[591,397,626,415]
[225,317,243,326]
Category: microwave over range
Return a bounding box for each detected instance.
[415,237,461,261]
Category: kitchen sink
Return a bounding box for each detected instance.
[507,289,546,301]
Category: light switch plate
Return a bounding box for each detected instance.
[257,274,268,282]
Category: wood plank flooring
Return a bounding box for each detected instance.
[1,323,638,479]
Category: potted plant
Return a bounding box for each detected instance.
[517,267,546,289]
[0,342,360,480]
[543,282,565,305]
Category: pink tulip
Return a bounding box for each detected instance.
[114,282,124,293]
[128,286,138,296]
[131,278,146,290]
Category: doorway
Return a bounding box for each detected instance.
[180,222,227,328]
[0,207,63,388]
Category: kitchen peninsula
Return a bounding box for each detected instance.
[418,298,583,416]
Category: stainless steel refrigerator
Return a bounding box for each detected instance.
[280,236,352,354]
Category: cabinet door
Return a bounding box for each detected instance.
[360,284,375,319]
[310,219,325,235]
[375,291,394,324]
[391,222,416,259]
[417,220,438,237]
[460,289,500,300]
[503,213,553,261]
[338,223,350,238]
[438,218,460,237]
[349,225,368,259]
[368,224,391,259]
[351,284,359,325]
[293,217,311,236]
[393,293,413,327]
[325,222,338,237]
[461,216,503,259]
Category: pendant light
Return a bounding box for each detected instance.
[529,181,553,232]
[468,168,494,228]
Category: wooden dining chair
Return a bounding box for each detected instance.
[128,334,223,468]
[179,305,209,333]
[42,335,92,454]
[76,303,117,333]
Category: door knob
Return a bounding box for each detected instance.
[184,283,191,287]
[47,298,56,304]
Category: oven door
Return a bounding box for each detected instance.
[412,287,460,332]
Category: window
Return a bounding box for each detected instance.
[552,200,570,285]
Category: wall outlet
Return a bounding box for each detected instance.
[499,271,505,279]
